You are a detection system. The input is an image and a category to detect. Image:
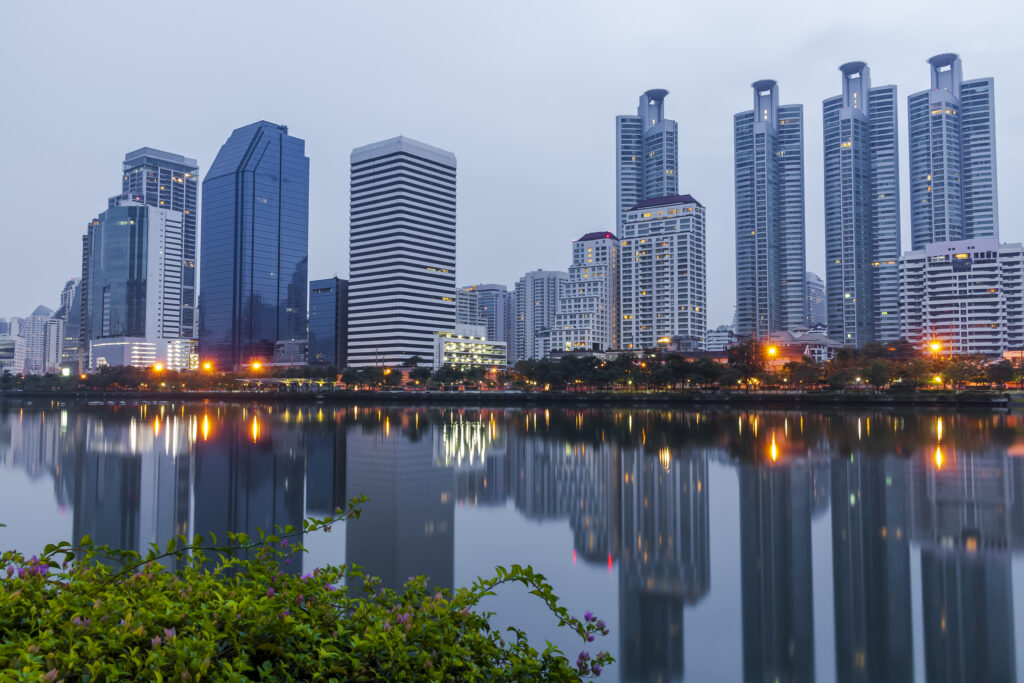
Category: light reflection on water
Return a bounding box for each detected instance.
[1,400,1023,682]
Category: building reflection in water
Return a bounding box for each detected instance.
[193,408,305,574]
[830,455,913,683]
[739,457,815,683]
[345,408,455,592]
[6,403,1024,683]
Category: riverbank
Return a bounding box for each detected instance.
[0,388,1013,408]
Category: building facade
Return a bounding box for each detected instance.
[616,89,678,231]
[620,195,706,351]
[347,136,456,367]
[705,325,736,352]
[20,305,54,374]
[805,272,826,328]
[199,122,309,370]
[432,326,508,370]
[899,238,1023,356]
[552,231,620,353]
[111,148,199,338]
[82,202,194,370]
[823,62,901,345]
[308,277,348,367]
[734,80,806,339]
[908,54,998,250]
[465,284,511,343]
[512,270,567,362]
[456,288,483,327]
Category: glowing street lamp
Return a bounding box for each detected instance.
[202,362,213,372]
[152,362,164,372]
[251,361,263,371]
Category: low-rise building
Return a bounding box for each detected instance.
[433,325,507,370]
[899,238,1024,357]
[705,325,736,351]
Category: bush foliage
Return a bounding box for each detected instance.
[0,504,611,681]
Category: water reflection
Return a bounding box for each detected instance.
[1,402,1024,682]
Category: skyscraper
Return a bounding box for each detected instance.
[19,305,54,375]
[908,54,998,249]
[455,288,484,327]
[552,231,620,353]
[112,148,199,338]
[823,63,901,345]
[53,278,81,370]
[199,122,309,370]
[512,269,567,362]
[308,277,348,367]
[347,136,456,367]
[620,196,706,350]
[616,89,678,231]
[82,202,193,369]
[805,272,826,328]
[464,284,511,343]
[734,80,807,339]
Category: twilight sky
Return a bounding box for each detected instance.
[1,0,1021,327]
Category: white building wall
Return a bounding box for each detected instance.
[553,233,620,353]
[512,270,567,362]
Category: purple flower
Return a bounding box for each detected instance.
[5,565,12,577]
[151,636,162,649]
[163,627,176,640]
[584,610,595,622]
[301,573,312,581]
[280,538,288,547]
[587,634,595,642]
[267,587,275,598]
[591,662,603,675]
[596,619,606,630]
[577,650,590,661]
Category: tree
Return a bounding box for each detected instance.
[986,360,1014,389]
[407,354,425,367]
[861,359,896,390]
[727,340,764,380]
[409,366,432,385]
[383,368,403,387]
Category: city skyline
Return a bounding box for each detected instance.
[2,3,1021,328]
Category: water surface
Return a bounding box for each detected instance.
[2,399,1023,682]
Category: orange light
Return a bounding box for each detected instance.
[251,416,260,442]
[251,361,262,370]
[930,342,941,353]
[934,446,943,469]
[79,374,87,380]
[767,346,778,356]
[203,362,213,371]
[153,362,164,372]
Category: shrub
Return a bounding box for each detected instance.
[0,504,611,681]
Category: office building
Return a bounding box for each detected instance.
[347,136,456,367]
[734,80,807,338]
[53,278,81,371]
[908,54,998,249]
[465,284,511,343]
[19,305,53,375]
[805,272,826,328]
[308,277,348,367]
[552,231,620,353]
[111,148,199,338]
[0,334,25,374]
[620,195,706,350]
[616,89,678,231]
[456,288,483,327]
[823,62,901,345]
[432,326,508,370]
[82,202,194,369]
[898,238,1024,356]
[199,121,309,370]
[512,269,567,362]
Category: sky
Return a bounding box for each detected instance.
[0,0,1022,328]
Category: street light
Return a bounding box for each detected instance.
[767,346,778,357]
[202,362,213,372]
[251,361,263,371]
[930,341,941,354]
[153,362,164,372]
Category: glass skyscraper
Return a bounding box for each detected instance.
[734,80,806,338]
[616,89,678,231]
[823,62,901,346]
[111,148,199,338]
[308,277,348,367]
[347,136,456,367]
[199,122,309,370]
[908,54,998,249]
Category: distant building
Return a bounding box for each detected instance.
[347,136,456,367]
[620,195,706,351]
[899,238,1023,356]
[512,270,567,362]
[769,328,844,364]
[0,334,25,374]
[465,284,511,343]
[552,231,620,353]
[308,278,348,367]
[55,278,82,371]
[432,325,507,370]
[82,203,195,370]
[199,122,309,370]
[456,288,483,327]
[908,54,998,249]
[19,305,54,374]
[705,325,736,352]
[805,272,826,328]
[823,62,901,345]
[111,148,199,338]
[0,319,8,336]
[616,89,678,231]
[273,339,308,366]
[735,80,806,338]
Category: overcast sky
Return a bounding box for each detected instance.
[1,0,1021,327]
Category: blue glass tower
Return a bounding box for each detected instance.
[308,277,348,367]
[199,122,309,370]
